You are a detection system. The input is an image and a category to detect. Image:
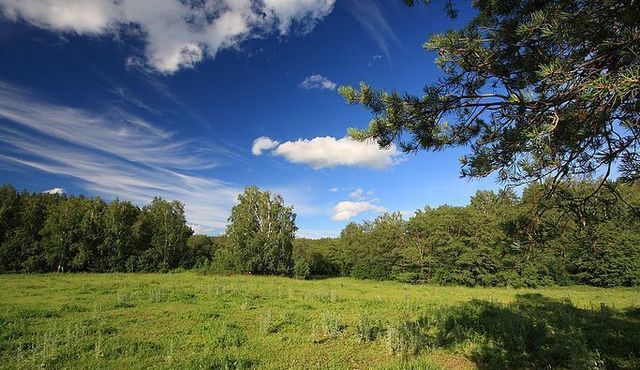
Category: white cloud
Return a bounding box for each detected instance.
[251,136,280,155]
[329,187,339,192]
[264,0,335,35]
[0,0,335,73]
[188,223,210,235]
[255,136,401,169]
[299,74,337,90]
[0,80,240,232]
[349,188,364,200]
[331,200,386,221]
[43,187,65,195]
[399,209,416,219]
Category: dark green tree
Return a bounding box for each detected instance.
[74,197,106,271]
[40,196,85,271]
[138,197,193,271]
[102,200,140,271]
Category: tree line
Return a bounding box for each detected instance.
[0,186,193,272]
[293,180,640,287]
[1,181,639,287]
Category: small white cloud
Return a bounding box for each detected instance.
[331,200,386,221]
[251,136,280,156]
[253,136,401,169]
[188,223,211,235]
[399,210,416,219]
[299,74,337,90]
[349,188,364,200]
[329,187,339,192]
[43,187,65,195]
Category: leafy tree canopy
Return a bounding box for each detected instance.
[226,186,297,275]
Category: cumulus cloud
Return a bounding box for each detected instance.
[43,187,65,195]
[0,0,335,73]
[331,200,386,221]
[251,136,280,155]
[254,136,401,169]
[299,74,337,90]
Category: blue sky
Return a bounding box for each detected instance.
[0,0,499,237]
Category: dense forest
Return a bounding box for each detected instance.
[1,181,639,287]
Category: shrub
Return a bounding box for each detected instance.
[385,320,425,357]
[313,312,346,342]
[355,315,382,343]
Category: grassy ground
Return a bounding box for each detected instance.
[1,273,639,369]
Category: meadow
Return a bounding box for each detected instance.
[1,273,639,369]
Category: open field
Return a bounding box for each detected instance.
[1,273,639,369]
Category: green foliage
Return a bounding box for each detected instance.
[226,186,297,275]
[342,0,640,187]
[292,238,341,278]
[137,197,193,272]
[292,258,311,279]
[208,247,242,274]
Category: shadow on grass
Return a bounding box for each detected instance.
[407,294,640,369]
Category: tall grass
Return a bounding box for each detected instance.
[1,273,639,369]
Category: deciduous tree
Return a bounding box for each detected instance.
[226,186,297,275]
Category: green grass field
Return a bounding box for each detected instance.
[1,273,639,369]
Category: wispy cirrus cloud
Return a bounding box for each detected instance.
[0,80,241,233]
[0,0,335,73]
[343,0,402,62]
[252,136,402,169]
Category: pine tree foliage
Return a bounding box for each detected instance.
[340,0,640,186]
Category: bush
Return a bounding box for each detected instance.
[293,259,311,279]
[209,248,241,274]
[355,315,382,342]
